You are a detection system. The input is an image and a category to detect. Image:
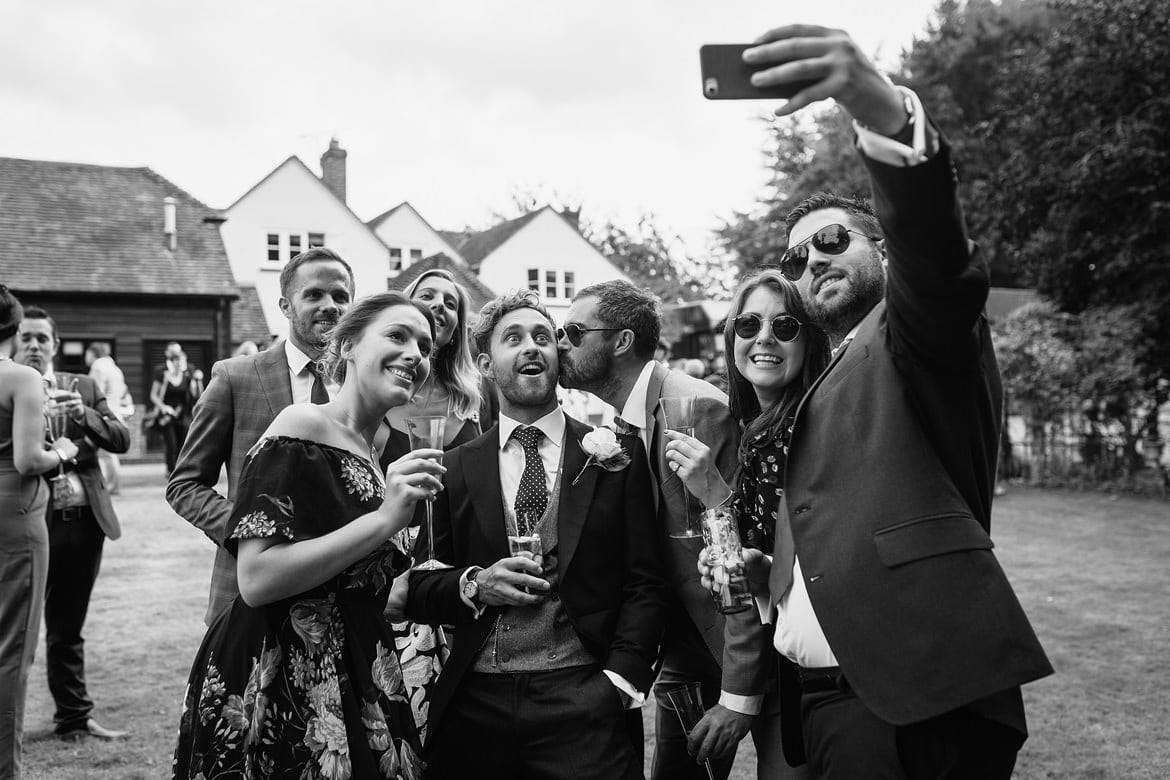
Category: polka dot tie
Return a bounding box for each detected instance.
[511,426,547,519]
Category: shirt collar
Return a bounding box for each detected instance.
[284,339,314,376]
[618,360,657,429]
[498,407,566,451]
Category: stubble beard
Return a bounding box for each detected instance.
[558,350,619,402]
[806,263,885,342]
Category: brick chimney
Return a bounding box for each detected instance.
[320,138,347,203]
[163,196,177,251]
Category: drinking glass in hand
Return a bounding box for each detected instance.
[406,415,450,571]
[700,507,753,614]
[508,510,544,594]
[660,396,701,538]
[664,681,716,780]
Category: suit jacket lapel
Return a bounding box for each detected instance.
[643,363,669,496]
[255,344,293,415]
[462,432,509,560]
[557,417,595,576]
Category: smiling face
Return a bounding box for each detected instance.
[280,260,354,358]
[410,274,461,350]
[789,207,885,336]
[732,286,808,408]
[479,307,560,419]
[345,304,433,411]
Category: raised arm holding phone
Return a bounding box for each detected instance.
[693,23,1052,780]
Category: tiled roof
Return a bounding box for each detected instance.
[231,284,272,346]
[444,207,584,270]
[387,253,497,311]
[0,156,237,297]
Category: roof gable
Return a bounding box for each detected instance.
[368,200,466,262]
[387,252,497,311]
[0,156,236,296]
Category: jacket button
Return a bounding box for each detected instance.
[502,624,511,632]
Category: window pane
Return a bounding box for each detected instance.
[288,234,302,260]
[546,270,557,298]
[527,269,540,291]
[564,271,575,299]
[410,249,423,259]
[267,234,280,262]
[308,232,325,248]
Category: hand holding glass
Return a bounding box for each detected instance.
[661,396,701,538]
[699,507,753,614]
[406,415,450,571]
[507,510,544,594]
[665,681,716,780]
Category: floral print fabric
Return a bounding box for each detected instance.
[174,437,423,779]
[732,419,794,555]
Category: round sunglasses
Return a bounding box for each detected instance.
[557,323,622,347]
[732,313,803,342]
[780,223,880,281]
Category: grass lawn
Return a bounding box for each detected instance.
[19,468,1170,779]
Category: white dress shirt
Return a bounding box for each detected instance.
[284,340,338,404]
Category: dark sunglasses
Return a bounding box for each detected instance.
[557,323,622,347]
[780,223,879,281]
[732,313,803,342]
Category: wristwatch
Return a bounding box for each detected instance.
[462,566,483,605]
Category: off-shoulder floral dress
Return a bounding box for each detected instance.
[173,436,424,780]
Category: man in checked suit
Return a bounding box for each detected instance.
[167,248,354,623]
[715,24,1053,779]
[15,306,129,739]
[558,279,798,779]
[405,290,665,779]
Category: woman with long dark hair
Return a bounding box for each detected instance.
[0,285,79,780]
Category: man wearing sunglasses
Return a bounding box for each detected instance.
[729,23,1053,780]
[558,279,792,780]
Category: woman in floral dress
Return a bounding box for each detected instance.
[173,291,445,780]
[663,269,829,558]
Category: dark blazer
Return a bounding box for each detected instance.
[405,414,667,744]
[166,343,293,623]
[50,372,129,540]
[772,137,1053,727]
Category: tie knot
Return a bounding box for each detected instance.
[613,416,638,436]
[511,425,544,451]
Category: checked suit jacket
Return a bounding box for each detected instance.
[166,342,293,623]
[405,413,667,749]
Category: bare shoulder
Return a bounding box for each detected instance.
[0,361,44,397]
[264,403,330,442]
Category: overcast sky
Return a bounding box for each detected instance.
[4,0,942,253]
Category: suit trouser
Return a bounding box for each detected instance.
[44,505,105,732]
[425,664,642,780]
[0,484,49,780]
[798,680,1024,780]
[652,611,802,780]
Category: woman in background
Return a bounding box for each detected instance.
[149,342,204,474]
[0,285,79,780]
[377,268,495,739]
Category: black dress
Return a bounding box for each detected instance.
[377,418,480,740]
[173,437,424,780]
[731,419,794,555]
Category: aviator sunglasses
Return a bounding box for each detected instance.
[557,323,623,347]
[732,313,803,342]
[780,223,879,281]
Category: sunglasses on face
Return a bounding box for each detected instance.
[557,323,622,347]
[780,223,879,281]
[732,313,803,342]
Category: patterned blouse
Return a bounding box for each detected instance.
[731,418,794,555]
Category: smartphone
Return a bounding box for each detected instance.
[699,43,816,100]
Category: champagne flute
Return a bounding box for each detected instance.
[660,395,701,538]
[507,510,544,594]
[406,415,451,571]
[665,682,716,780]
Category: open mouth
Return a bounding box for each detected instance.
[385,365,415,385]
[518,362,545,376]
[814,272,846,295]
[750,354,783,366]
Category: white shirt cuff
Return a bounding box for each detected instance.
[756,553,774,625]
[719,691,763,716]
[603,670,646,709]
[853,86,937,167]
[457,566,487,619]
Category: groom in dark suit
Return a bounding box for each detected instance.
[406,289,666,779]
[167,248,354,623]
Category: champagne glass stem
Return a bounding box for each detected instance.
[424,502,436,564]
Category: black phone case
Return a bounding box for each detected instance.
[699,44,815,100]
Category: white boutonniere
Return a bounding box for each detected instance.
[572,426,632,485]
